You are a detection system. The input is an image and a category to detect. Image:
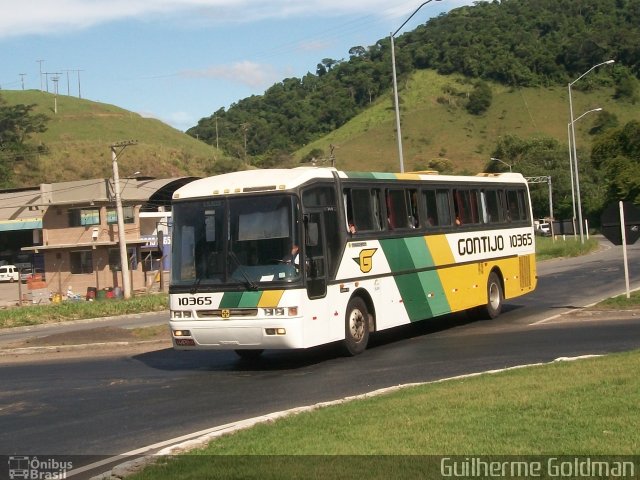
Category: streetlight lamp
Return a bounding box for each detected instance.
[391,0,442,173]
[567,107,602,237]
[490,157,512,172]
[568,59,614,243]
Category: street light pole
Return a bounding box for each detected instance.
[568,59,614,243]
[110,140,138,299]
[567,107,602,238]
[391,0,442,173]
[566,123,577,235]
[490,157,512,172]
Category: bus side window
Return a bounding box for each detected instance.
[423,189,438,226]
[386,189,416,229]
[345,187,382,232]
[408,189,419,228]
[506,189,525,222]
[482,189,503,224]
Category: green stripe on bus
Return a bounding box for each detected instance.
[380,238,416,272]
[395,273,431,321]
[417,270,451,316]
[395,271,452,322]
[239,291,263,307]
[220,292,244,308]
[344,171,398,180]
[380,237,450,321]
[220,291,263,308]
[380,237,436,271]
[404,236,436,269]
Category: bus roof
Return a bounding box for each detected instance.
[173,167,528,200]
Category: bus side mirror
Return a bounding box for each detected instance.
[306,222,319,247]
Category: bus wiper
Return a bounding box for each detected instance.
[189,276,202,295]
[228,250,259,290]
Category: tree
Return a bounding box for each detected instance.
[0,94,49,187]
[592,120,640,204]
[490,134,595,220]
[466,81,493,115]
[614,72,639,103]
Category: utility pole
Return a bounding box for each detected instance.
[52,76,59,114]
[76,69,84,98]
[19,73,26,90]
[62,70,72,95]
[43,72,62,94]
[36,60,44,91]
[215,116,219,150]
[110,140,138,299]
[240,123,250,161]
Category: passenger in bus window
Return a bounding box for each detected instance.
[284,244,299,265]
[348,222,357,234]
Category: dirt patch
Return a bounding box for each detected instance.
[0,326,172,363]
[3,325,170,349]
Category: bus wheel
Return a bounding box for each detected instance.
[234,349,264,360]
[343,297,370,356]
[481,271,503,319]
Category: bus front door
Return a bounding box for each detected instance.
[305,212,327,299]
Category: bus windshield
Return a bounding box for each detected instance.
[171,194,301,288]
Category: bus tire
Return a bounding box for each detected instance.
[343,297,370,356]
[234,349,264,360]
[480,271,503,319]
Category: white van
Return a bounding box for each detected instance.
[0,265,19,282]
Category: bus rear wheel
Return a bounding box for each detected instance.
[343,297,370,356]
[479,271,503,319]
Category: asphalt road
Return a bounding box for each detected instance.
[0,238,639,476]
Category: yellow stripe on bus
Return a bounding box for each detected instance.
[437,263,486,311]
[258,290,285,307]
[424,235,455,266]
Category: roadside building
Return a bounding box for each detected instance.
[0,185,44,273]
[7,176,197,299]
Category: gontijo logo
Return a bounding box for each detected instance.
[353,248,378,273]
[456,232,533,256]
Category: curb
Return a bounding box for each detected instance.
[87,355,603,479]
[0,339,168,356]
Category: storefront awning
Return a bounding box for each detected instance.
[0,218,42,232]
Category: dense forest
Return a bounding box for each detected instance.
[187,0,640,166]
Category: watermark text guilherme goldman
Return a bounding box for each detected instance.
[441,457,636,478]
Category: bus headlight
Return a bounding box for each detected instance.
[263,307,298,317]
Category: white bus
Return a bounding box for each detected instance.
[169,167,536,358]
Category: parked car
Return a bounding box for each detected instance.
[534,220,552,237]
[0,265,19,283]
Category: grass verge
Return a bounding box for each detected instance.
[129,351,640,479]
[0,294,168,329]
[596,290,640,309]
[535,235,599,261]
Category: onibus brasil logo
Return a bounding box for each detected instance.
[7,456,72,479]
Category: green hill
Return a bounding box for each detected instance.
[1,90,219,185]
[296,70,639,173]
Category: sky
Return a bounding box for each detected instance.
[0,0,476,132]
